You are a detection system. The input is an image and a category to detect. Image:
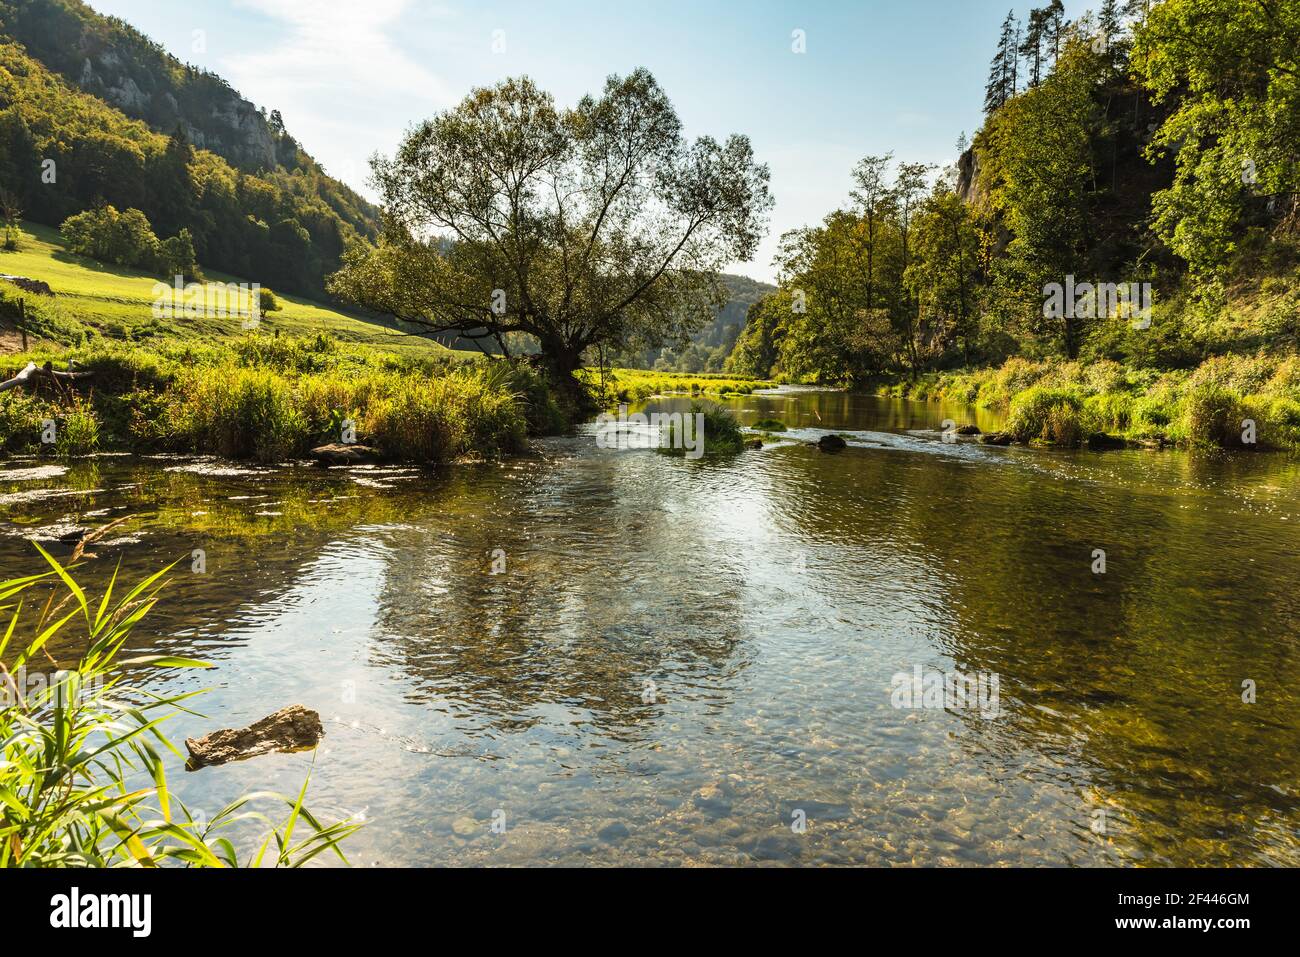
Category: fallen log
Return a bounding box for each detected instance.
[0,361,94,393]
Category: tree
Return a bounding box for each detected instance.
[908,188,982,361]
[0,189,22,250]
[986,11,1022,113]
[1020,8,1049,88]
[1134,0,1300,276]
[329,71,772,396]
[1045,0,1067,65]
[990,39,1104,358]
[895,162,936,372]
[849,153,896,314]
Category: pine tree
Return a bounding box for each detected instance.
[1021,9,1048,88]
[985,10,1020,114]
[1045,0,1067,65]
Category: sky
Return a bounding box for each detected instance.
[87,0,1091,283]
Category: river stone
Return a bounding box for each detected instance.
[692,781,734,817]
[597,820,631,843]
[816,434,847,453]
[979,432,1014,446]
[185,704,324,769]
[954,425,981,436]
[310,443,382,466]
[451,816,479,837]
[744,438,763,450]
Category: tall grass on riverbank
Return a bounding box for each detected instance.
[581,367,777,408]
[0,333,564,463]
[0,547,359,867]
[877,354,1300,450]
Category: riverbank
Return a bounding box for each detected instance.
[872,354,1300,451]
[0,334,570,464]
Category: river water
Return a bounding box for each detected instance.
[2,388,1298,866]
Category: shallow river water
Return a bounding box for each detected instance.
[2,389,1298,866]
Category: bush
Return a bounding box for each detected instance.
[1175,383,1248,448]
[662,401,746,456]
[55,395,100,456]
[1008,386,1088,446]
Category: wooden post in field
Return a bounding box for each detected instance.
[18,297,27,352]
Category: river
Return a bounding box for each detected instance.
[2,387,1298,866]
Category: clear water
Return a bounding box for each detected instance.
[2,389,1298,866]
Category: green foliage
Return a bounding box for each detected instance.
[1007,385,1088,445]
[60,205,199,279]
[0,547,360,867]
[752,418,787,432]
[661,401,746,456]
[330,70,773,383]
[1134,0,1300,278]
[0,334,558,463]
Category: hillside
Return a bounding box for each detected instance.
[614,273,776,372]
[0,2,376,299]
[0,220,459,357]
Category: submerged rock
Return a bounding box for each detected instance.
[185,704,324,769]
[310,443,382,467]
[816,434,847,453]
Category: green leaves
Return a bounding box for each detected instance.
[0,547,360,868]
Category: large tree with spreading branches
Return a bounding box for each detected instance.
[329,69,773,395]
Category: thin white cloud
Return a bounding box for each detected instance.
[221,0,456,195]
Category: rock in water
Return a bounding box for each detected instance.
[310,443,381,466]
[186,705,324,769]
[954,424,981,436]
[978,432,1014,446]
[817,434,847,453]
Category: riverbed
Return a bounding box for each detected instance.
[2,388,1298,866]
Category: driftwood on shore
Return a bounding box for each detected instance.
[0,361,94,393]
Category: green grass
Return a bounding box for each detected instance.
[583,367,777,407]
[0,333,555,463]
[0,221,472,359]
[878,354,1300,450]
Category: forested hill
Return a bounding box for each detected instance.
[0,0,378,298]
[615,273,776,372]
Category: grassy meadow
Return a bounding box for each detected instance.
[0,222,466,358]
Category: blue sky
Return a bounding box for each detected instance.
[88,0,1090,282]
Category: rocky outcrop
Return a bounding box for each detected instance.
[185,705,324,769]
[817,434,848,453]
